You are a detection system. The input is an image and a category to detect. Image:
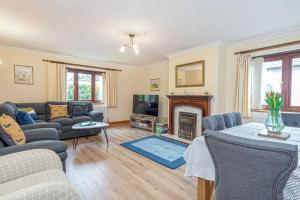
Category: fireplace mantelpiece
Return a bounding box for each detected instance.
[166,95,213,135]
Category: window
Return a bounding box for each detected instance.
[259,50,300,112]
[66,68,104,103]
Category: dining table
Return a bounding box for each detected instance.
[183,122,300,200]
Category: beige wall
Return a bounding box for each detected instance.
[0,46,140,122]
[168,47,224,114]
[136,60,169,122]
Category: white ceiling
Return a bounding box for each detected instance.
[0,0,300,66]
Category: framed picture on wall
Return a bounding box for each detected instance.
[14,65,33,85]
[150,78,160,91]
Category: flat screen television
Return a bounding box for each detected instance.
[133,95,159,116]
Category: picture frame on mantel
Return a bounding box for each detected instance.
[14,65,33,85]
[175,60,205,88]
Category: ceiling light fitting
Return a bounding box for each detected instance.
[120,34,140,55]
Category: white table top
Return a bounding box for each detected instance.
[72,122,109,130]
[183,122,300,200]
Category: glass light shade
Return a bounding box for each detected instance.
[120,45,126,52]
[134,49,140,55]
[132,43,138,50]
[0,59,2,64]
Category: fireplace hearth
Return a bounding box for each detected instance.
[178,112,197,140]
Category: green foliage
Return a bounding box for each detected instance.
[264,91,284,110]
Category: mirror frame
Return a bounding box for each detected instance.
[175,60,205,88]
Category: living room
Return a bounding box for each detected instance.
[0,1,300,200]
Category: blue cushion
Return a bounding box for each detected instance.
[18,107,38,120]
[72,103,89,116]
[16,111,35,125]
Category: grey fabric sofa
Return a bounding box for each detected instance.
[0,127,68,170]
[0,149,81,200]
[0,101,104,140]
[204,130,298,200]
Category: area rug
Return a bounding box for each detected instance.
[121,136,188,169]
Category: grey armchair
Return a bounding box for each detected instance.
[204,130,298,200]
[223,112,242,128]
[202,115,226,131]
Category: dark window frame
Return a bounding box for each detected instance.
[66,68,104,103]
[262,50,300,112]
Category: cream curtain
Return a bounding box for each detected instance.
[234,53,251,117]
[45,62,66,101]
[251,57,264,109]
[104,70,118,108]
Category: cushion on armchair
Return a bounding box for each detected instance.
[0,114,26,145]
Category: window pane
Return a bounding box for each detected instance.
[78,73,92,100]
[66,72,74,101]
[291,57,300,106]
[95,75,103,101]
[261,60,282,104]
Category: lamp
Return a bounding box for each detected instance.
[119,34,140,55]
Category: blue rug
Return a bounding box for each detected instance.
[121,136,188,169]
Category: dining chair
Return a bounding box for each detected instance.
[223,112,242,128]
[204,130,298,200]
[281,112,300,128]
[202,115,226,131]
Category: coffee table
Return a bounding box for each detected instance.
[72,122,110,149]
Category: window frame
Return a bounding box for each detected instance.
[66,68,104,103]
[262,50,300,112]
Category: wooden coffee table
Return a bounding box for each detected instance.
[72,122,109,149]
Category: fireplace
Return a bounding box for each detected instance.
[178,112,197,140]
[162,95,213,143]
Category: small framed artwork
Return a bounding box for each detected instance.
[14,65,33,85]
[150,78,160,91]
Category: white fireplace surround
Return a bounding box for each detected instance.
[174,105,202,138]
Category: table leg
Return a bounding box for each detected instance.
[73,130,79,150]
[103,127,109,146]
[197,178,212,200]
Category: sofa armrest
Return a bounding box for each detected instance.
[21,122,61,131]
[88,111,104,122]
[0,182,81,200]
[23,128,59,142]
[0,149,62,184]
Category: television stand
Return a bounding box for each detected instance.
[130,114,157,132]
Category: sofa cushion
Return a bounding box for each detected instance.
[49,105,69,119]
[29,140,68,153]
[0,103,16,120]
[72,103,89,116]
[72,116,93,124]
[34,119,46,123]
[16,110,35,125]
[0,114,26,145]
[17,107,38,120]
[49,118,73,126]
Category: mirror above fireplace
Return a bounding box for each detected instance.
[175,60,205,87]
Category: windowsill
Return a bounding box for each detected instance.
[251,109,267,113]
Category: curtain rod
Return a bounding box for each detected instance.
[42,59,122,72]
[234,40,300,55]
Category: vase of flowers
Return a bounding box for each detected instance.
[264,91,285,133]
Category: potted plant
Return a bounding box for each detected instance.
[264,90,285,133]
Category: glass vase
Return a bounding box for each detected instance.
[265,109,285,133]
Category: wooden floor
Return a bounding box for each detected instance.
[65,124,197,200]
